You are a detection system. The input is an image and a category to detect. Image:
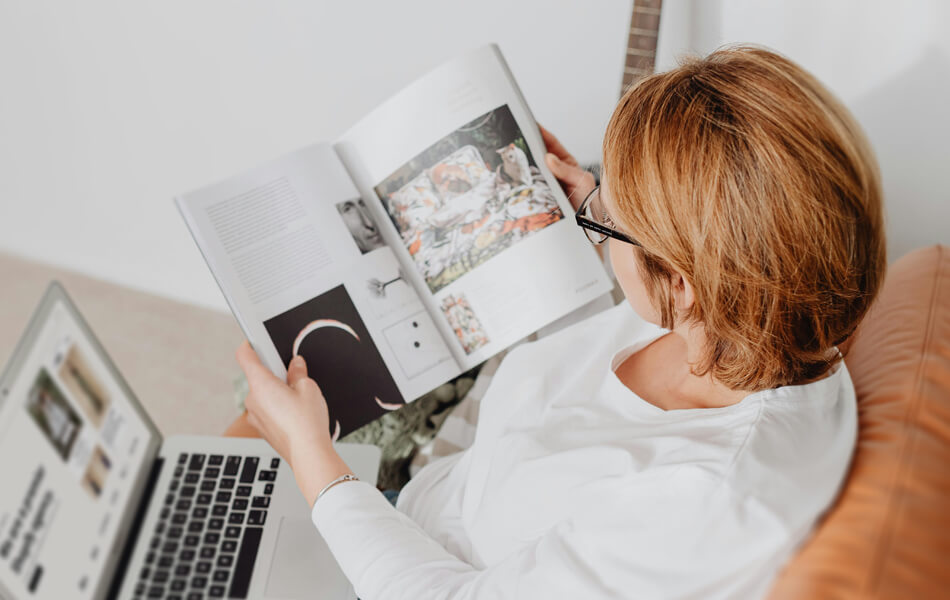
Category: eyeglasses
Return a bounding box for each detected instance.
[575,186,640,246]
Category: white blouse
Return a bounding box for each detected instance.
[312,301,857,599]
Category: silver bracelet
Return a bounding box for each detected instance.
[316,473,359,504]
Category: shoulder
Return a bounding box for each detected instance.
[729,363,857,527]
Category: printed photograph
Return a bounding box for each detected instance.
[26,370,82,461]
[82,445,112,498]
[336,198,386,254]
[263,284,405,438]
[375,104,564,294]
[440,294,490,355]
[57,345,111,428]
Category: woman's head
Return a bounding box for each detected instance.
[602,45,886,391]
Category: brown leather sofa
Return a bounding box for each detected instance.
[769,245,950,598]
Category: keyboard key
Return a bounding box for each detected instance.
[171,578,186,592]
[208,518,224,531]
[221,540,237,553]
[184,535,200,547]
[148,585,164,598]
[216,554,234,568]
[228,527,263,598]
[197,493,212,505]
[145,551,156,565]
[216,491,232,503]
[187,593,203,600]
[169,480,179,492]
[168,526,183,539]
[204,532,220,545]
[178,453,188,465]
[164,494,175,506]
[220,478,235,490]
[174,466,184,477]
[163,541,178,554]
[232,499,248,511]
[270,458,280,469]
[176,499,191,511]
[247,510,266,526]
[174,564,191,577]
[191,575,208,589]
[252,496,270,508]
[172,512,187,525]
[210,584,226,597]
[264,483,274,495]
[200,546,216,559]
[258,470,277,482]
[150,536,161,550]
[160,507,171,519]
[188,454,205,471]
[223,456,241,476]
[196,561,211,574]
[140,567,150,580]
[154,570,169,583]
[179,549,195,562]
[212,505,227,516]
[135,582,146,594]
[188,521,204,533]
[228,512,245,525]
[192,507,208,519]
[213,569,229,582]
[200,480,216,492]
[236,486,251,497]
[180,486,196,498]
[204,467,220,479]
[240,457,258,484]
[184,473,199,484]
[209,454,224,466]
[225,526,241,539]
[158,555,173,568]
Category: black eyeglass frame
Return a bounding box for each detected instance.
[574,186,640,246]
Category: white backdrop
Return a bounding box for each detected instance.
[1,1,947,310]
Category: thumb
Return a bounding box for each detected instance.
[287,354,309,387]
[547,152,593,189]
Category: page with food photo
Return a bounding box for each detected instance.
[336,44,613,369]
[176,143,461,438]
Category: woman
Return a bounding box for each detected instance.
[236,46,885,599]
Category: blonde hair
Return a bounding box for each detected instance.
[603,45,886,391]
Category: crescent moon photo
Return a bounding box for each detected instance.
[375,397,403,411]
[292,319,360,357]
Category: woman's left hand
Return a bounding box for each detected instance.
[235,341,352,506]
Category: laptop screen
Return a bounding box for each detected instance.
[0,288,159,599]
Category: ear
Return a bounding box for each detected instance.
[670,269,695,315]
[496,148,503,154]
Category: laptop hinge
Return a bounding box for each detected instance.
[105,457,164,600]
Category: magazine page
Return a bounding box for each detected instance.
[336,44,613,369]
[175,143,461,437]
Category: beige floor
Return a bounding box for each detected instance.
[0,251,245,436]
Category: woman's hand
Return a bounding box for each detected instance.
[235,341,352,506]
[540,125,597,211]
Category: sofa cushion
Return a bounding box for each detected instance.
[768,245,950,598]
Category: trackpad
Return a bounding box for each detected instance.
[264,517,354,599]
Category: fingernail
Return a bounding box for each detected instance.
[546,152,560,164]
[292,355,304,367]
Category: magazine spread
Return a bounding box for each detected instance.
[176,44,612,437]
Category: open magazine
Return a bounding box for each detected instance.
[176,44,613,438]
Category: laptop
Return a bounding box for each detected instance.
[0,283,380,600]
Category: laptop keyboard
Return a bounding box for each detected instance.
[132,452,280,599]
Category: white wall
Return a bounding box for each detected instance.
[1,1,947,311]
[0,0,632,310]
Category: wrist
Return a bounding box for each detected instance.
[291,442,352,508]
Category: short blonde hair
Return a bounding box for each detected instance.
[603,45,886,391]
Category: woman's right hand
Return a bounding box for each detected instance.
[540,125,596,211]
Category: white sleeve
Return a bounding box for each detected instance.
[312,479,794,600]
[312,481,635,600]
